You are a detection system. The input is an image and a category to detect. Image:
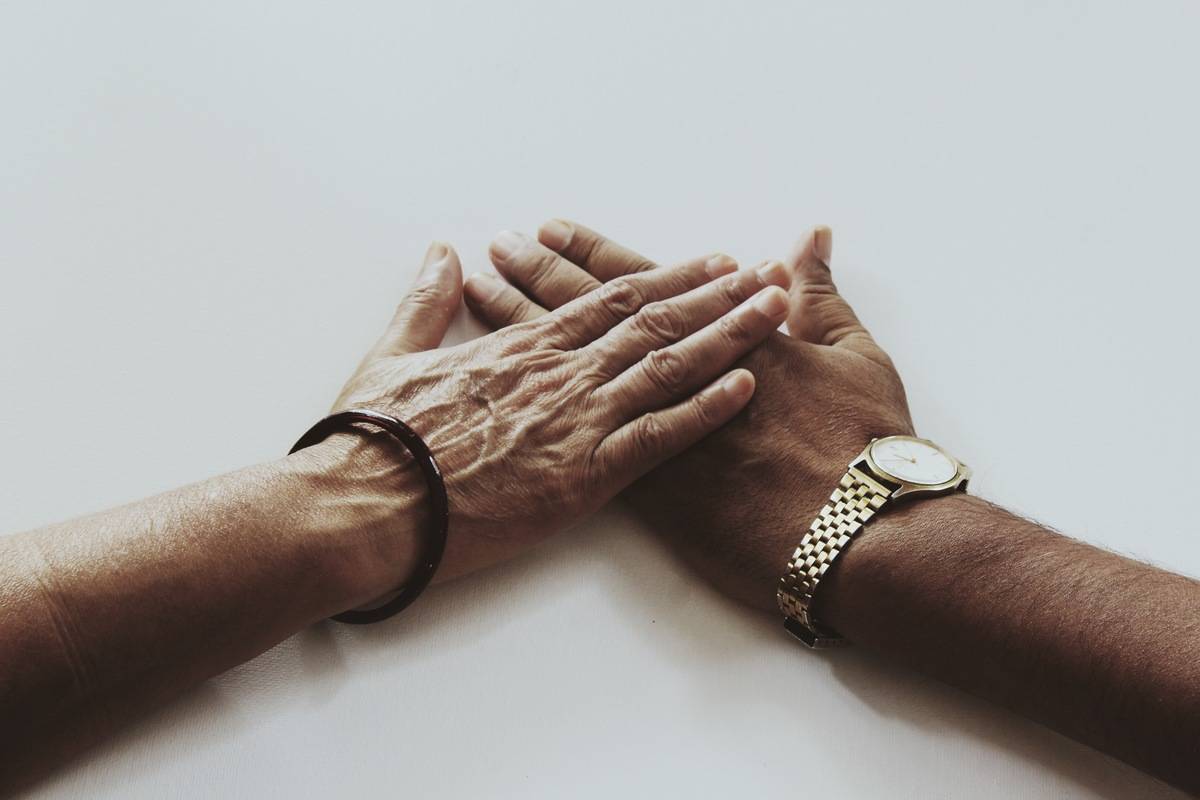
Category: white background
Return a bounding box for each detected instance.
[2,2,1197,797]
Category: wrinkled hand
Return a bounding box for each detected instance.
[331,241,791,582]
[464,225,913,611]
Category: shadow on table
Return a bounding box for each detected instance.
[824,647,1179,800]
[32,508,1185,799]
[590,513,1185,800]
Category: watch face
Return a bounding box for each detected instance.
[869,436,958,486]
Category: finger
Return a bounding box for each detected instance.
[582,261,788,378]
[372,242,463,356]
[490,230,602,309]
[546,254,738,348]
[592,369,756,485]
[537,219,661,281]
[463,271,547,328]
[598,286,788,421]
[785,226,890,366]
[540,219,738,302]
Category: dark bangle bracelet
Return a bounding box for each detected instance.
[289,408,449,624]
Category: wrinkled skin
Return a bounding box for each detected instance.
[331,240,792,581]
[633,333,914,610]
[464,224,914,610]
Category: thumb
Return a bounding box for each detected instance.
[375,241,463,356]
[784,226,889,366]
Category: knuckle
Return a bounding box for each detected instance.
[632,413,666,453]
[400,282,445,314]
[574,359,611,387]
[689,387,719,425]
[634,301,686,342]
[717,311,756,345]
[496,296,527,326]
[518,251,555,288]
[493,325,533,356]
[718,275,751,306]
[644,347,690,396]
[802,285,846,321]
[598,277,644,318]
[626,256,657,274]
[811,261,836,286]
[824,322,865,347]
[574,230,602,263]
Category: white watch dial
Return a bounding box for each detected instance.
[869,437,958,486]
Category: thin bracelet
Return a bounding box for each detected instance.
[289,408,449,624]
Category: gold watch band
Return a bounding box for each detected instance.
[776,466,892,648]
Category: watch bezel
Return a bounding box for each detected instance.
[860,435,971,498]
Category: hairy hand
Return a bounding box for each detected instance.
[331,241,791,582]
[464,225,913,610]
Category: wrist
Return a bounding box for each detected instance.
[814,491,989,642]
[282,429,428,614]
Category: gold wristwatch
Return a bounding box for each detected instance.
[776,435,970,648]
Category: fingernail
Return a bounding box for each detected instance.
[464,271,504,303]
[490,230,526,262]
[539,219,574,250]
[424,241,449,268]
[813,226,833,265]
[722,370,755,400]
[756,260,789,288]
[418,241,452,287]
[705,253,737,278]
[753,286,789,318]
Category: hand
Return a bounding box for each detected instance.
[464,224,914,611]
[328,240,792,586]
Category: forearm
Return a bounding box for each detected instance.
[820,493,1200,792]
[0,433,420,789]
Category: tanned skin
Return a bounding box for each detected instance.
[1,241,795,790]
[466,220,1200,794]
[830,494,1200,791]
[0,440,425,788]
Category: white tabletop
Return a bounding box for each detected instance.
[3,2,1197,797]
